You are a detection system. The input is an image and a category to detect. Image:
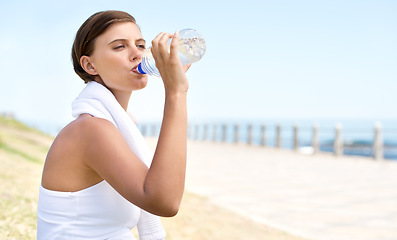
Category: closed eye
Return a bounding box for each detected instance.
[114,45,126,50]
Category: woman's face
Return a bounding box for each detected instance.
[88,22,148,92]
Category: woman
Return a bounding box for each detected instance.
[37,10,190,239]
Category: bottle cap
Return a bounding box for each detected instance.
[137,63,147,74]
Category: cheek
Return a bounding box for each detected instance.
[102,54,122,69]
[94,54,124,77]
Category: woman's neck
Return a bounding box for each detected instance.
[93,79,131,111]
[111,89,131,111]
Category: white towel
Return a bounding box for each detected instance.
[72,81,166,240]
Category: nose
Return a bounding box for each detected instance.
[129,45,143,62]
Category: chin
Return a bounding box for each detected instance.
[133,77,148,90]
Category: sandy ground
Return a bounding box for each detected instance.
[144,137,397,240]
[0,119,307,240]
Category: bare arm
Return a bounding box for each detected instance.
[84,31,189,217]
[143,31,189,215]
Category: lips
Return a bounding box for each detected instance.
[132,64,140,74]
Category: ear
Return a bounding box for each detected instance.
[80,56,98,75]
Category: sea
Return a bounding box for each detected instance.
[28,118,397,161]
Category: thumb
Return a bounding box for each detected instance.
[183,64,192,73]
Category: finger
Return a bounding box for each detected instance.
[183,64,191,73]
[150,32,163,56]
[158,33,173,59]
[169,31,179,60]
[151,32,165,49]
[151,32,167,62]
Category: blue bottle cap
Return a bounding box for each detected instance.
[137,63,146,74]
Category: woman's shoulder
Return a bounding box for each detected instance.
[66,114,116,134]
[55,115,119,147]
[42,115,119,191]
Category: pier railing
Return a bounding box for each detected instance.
[138,121,393,161]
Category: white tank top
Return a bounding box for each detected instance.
[37,180,140,239]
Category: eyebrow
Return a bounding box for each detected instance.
[108,38,146,45]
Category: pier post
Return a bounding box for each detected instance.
[334,123,343,156]
[261,124,266,146]
[141,124,147,137]
[293,124,299,151]
[194,124,199,141]
[187,124,192,139]
[203,123,208,141]
[213,123,218,142]
[151,124,157,137]
[222,124,227,142]
[234,124,239,144]
[276,124,281,148]
[248,124,253,145]
[373,122,384,160]
[312,123,319,154]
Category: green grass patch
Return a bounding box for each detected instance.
[0,116,36,132]
[0,142,42,164]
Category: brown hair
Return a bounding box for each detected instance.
[72,10,137,83]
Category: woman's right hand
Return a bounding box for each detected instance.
[150,31,190,95]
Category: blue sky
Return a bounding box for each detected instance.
[0,0,396,132]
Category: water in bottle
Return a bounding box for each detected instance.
[137,29,206,77]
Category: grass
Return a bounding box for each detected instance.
[0,116,308,240]
[0,117,52,239]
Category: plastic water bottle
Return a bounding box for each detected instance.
[137,28,206,77]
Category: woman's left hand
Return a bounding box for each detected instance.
[150,31,190,95]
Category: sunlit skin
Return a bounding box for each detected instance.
[80,22,148,110]
[41,21,190,217]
